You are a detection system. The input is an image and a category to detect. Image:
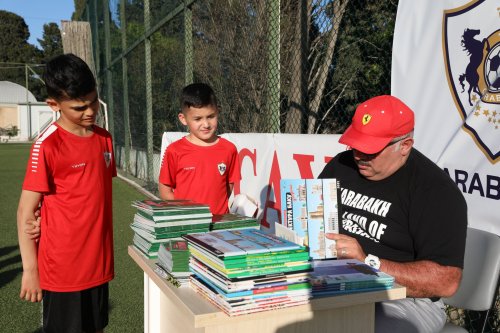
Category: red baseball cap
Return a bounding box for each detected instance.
[339,95,414,154]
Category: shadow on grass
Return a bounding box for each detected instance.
[0,254,21,268]
[0,245,18,257]
[0,246,22,288]
[0,266,22,288]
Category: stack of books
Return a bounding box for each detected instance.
[155,239,191,287]
[309,259,394,296]
[183,228,313,316]
[130,199,212,259]
[210,213,260,230]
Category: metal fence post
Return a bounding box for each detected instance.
[144,0,154,184]
[267,0,280,133]
[91,0,100,85]
[103,0,115,138]
[121,0,131,173]
[184,1,193,86]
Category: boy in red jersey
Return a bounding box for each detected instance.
[158,83,240,214]
[17,53,116,333]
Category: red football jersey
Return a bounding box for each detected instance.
[22,123,116,292]
[159,137,241,215]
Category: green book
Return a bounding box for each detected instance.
[136,209,212,221]
[132,224,210,240]
[132,199,211,214]
[189,245,310,269]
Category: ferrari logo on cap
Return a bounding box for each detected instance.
[362,114,372,125]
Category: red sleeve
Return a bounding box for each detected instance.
[228,144,241,184]
[158,147,177,188]
[22,141,51,193]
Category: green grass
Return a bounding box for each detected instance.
[0,143,146,332]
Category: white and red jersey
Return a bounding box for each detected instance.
[159,137,240,215]
[22,123,116,292]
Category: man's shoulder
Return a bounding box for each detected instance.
[319,150,354,178]
[409,149,447,177]
[409,149,464,195]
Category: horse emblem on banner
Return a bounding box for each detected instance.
[443,0,499,162]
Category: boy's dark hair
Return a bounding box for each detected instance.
[43,53,96,101]
[180,83,218,112]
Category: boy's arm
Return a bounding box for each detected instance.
[228,183,234,197]
[158,183,175,200]
[17,190,43,302]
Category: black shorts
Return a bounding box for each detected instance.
[42,283,109,333]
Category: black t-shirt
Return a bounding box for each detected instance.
[318,148,467,268]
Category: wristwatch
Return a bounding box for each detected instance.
[365,254,381,269]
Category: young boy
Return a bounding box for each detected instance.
[17,53,116,333]
[158,83,240,215]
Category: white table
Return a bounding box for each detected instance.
[129,246,406,333]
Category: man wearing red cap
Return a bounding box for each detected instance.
[319,95,467,333]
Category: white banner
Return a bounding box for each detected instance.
[161,132,345,230]
[392,0,500,234]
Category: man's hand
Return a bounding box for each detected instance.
[326,233,366,262]
[24,209,41,240]
[326,233,462,297]
[20,269,42,302]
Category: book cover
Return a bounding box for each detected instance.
[322,178,340,259]
[280,179,308,245]
[189,244,309,269]
[183,228,304,258]
[132,199,211,213]
[309,259,394,291]
[164,239,189,251]
[306,179,325,259]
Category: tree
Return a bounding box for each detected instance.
[38,23,63,62]
[192,1,270,133]
[316,0,398,134]
[72,0,87,20]
[0,10,43,99]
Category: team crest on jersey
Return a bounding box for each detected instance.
[443,0,499,162]
[217,162,226,176]
[104,152,111,167]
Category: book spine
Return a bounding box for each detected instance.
[280,179,308,245]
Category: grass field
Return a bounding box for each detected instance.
[0,143,146,332]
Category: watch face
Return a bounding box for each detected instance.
[368,259,377,267]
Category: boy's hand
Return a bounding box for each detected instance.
[24,209,41,240]
[20,270,42,302]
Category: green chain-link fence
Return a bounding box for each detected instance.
[77,1,499,331]
[81,0,397,187]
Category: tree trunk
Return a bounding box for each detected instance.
[307,0,349,133]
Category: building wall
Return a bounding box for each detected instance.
[0,106,18,128]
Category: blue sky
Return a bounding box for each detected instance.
[0,0,75,48]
